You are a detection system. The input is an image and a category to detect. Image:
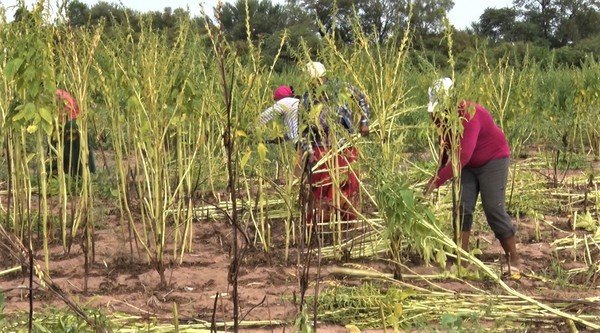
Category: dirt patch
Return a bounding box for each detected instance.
[1,219,305,324]
[1,210,598,332]
[1,158,600,331]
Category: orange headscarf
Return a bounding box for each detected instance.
[55,89,80,120]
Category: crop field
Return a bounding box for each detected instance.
[1,2,600,333]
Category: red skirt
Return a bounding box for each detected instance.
[304,146,360,224]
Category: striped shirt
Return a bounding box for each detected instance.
[259,97,300,142]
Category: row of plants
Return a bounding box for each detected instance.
[1,1,600,331]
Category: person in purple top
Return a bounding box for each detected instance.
[424,77,521,274]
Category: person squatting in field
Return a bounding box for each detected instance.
[300,61,371,226]
[259,85,300,144]
[51,89,96,176]
[259,85,307,179]
[423,77,521,274]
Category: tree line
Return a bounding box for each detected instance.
[11,0,600,69]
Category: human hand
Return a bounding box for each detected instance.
[359,123,370,137]
[308,151,318,166]
[294,151,318,177]
[423,177,437,196]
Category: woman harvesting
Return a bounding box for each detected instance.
[424,77,521,274]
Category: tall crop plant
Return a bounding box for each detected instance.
[201,1,280,328]
[2,3,58,272]
[498,52,538,158]
[98,15,207,286]
[52,24,104,292]
[1,8,11,222]
[570,60,600,157]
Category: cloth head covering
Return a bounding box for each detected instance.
[427,77,453,112]
[273,85,294,101]
[56,89,80,119]
[305,61,326,79]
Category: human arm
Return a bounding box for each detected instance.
[423,140,448,195]
[348,85,371,136]
[432,116,480,188]
[259,103,283,126]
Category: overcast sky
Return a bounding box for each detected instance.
[3,0,515,30]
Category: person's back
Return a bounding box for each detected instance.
[460,102,510,169]
[301,79,369,147]
[52,89,96,176]
[300,61,370,224]
[259,89,300,143]
[425,77,521,275]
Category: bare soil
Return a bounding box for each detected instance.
[1,159,600,332]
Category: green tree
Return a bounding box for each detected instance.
[514,0,558,41]
[66,0,90,27]
[407,0,454,35]
[220,0,287,41]
[357,0,391,42]
[359,0,410,43]
[89,1,127,27]
[297,0,454,43]
[299,0,359,42]
[511,20,544,43]
[474,7,518,43]
[511,0,600,46]
[553,0,600,45]
[13,6,31,23]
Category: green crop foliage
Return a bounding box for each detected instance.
[1,0,600,331]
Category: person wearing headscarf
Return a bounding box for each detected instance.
[52,89,96,175]
[424,77,521,274]
[300,61,371,225]
[259,85,300,143]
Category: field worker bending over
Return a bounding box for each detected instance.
[259,85,300,143]
[423,77,521,274]
[301,61,371,225]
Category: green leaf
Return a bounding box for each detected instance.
[39,107,53,124]
[399,189,414,208]
[4,58,24,80]
[576,211,596,231]
[435,250,447,266]
[257,143,268,162]
[399,288,414,301]
[33,321,52,333]
[310,103,324,124]
[440,313,461,328]
[240,149,252,168]
[127,96,140,112]
[23,102,36,121]
[393,303,402,317]
[26,153,36,163]
[41,122,53,136]
[13,102,36,123]
[11,107,26,122]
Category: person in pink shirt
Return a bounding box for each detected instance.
[424,77,521,274]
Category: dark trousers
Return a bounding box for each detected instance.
[459,157,516,241]
[49,120,96,176]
